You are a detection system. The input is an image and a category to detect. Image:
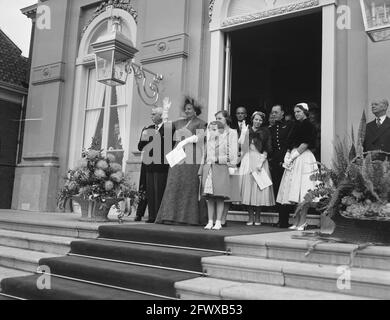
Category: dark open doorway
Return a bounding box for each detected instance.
[230,11,322,124]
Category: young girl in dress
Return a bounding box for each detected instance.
[239,112,275,226]
[199,121,235,230]
[276,103,319,230]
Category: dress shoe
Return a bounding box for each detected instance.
[296,223,308,231]
[146,219,155,223]
[212,221,222,230]
[134,216,142,222]
[204,221,213,230]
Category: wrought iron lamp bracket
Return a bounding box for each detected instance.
[124,61,163,106]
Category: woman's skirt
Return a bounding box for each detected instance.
[200,163,230,199]
[239,148,275,206]
[276,149,318,205]
[226,172,242,203]
[155,163,205,225]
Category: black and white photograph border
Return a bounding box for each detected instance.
[0,0,389,304]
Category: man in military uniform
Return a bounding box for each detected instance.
[269,104,294,228]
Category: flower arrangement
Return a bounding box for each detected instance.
[295,111,390,233]
[57,141,142,218]
[338,152,390,220]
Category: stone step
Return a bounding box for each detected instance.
[227,211,320,226]
[225,231,390,271]
[0,266,31,284]
[175,277,370,300]
[202,255,390,299]
[0,267,31,300]
[0,229,75,255]
[0,245,61,273]
[0,214,100,239]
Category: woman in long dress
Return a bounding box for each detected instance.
[155,97,207,225]
[276,103,318,230]
[239,111,275,226]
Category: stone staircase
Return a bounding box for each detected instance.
[175,231,390,300]
[0,210,114,298]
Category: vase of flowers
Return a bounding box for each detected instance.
[295,111,390,244]
[57,144,141,222]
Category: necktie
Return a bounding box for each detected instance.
[376,118,382,127]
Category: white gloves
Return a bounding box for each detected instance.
[238,121,249,145]
[241,120,248,134]
[176,135,199,149]
[162,97,171,123]
[256,154,267,172]
[284,152,291,164]
[283,150,300,170]
[290,149,300,161]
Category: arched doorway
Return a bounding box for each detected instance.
[208,0,337,165]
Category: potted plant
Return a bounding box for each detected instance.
[57,144,142,222]
[295,112,390,244]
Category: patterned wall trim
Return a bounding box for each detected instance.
[140,33,189,65]
[31,62,65,86]
[81,0,138,38]
[221,0,320,28]
[209,0,216,23]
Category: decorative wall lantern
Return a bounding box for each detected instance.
[360,0,390,42]
[91,13,163,105]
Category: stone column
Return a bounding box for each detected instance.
[12,0,71,212]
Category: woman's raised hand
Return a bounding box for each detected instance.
[162,97,172,122]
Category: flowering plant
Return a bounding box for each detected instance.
[295,111,390,233]
[57,144,142,214]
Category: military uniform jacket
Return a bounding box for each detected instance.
[269,119,294,165]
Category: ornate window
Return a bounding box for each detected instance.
[69,7,137,169]
[83,67,128,166]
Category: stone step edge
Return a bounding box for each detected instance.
[0,219,99,231]
[225,236,390,258]
[0,245,61,263]
[174,277,370,300]
[201,256,390,285]
[0,266,32,284]
[0,221,98,239]
[0,229,77,245]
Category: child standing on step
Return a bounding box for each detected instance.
[199,121,236,230]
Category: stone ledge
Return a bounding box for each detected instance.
[140,33,189,64]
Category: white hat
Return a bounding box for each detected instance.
[295,103,309,111]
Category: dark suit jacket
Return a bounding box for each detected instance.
[138,122,174,173]
[363,117,390,153]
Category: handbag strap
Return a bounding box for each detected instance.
[226,130,230,166]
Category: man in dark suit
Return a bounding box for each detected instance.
[138,107,173,223]
[363,99,390,153]
[269,104,294,228]
[232,106,248,137]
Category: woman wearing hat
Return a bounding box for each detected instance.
[239,111,275,226]
[276,103,319,230]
